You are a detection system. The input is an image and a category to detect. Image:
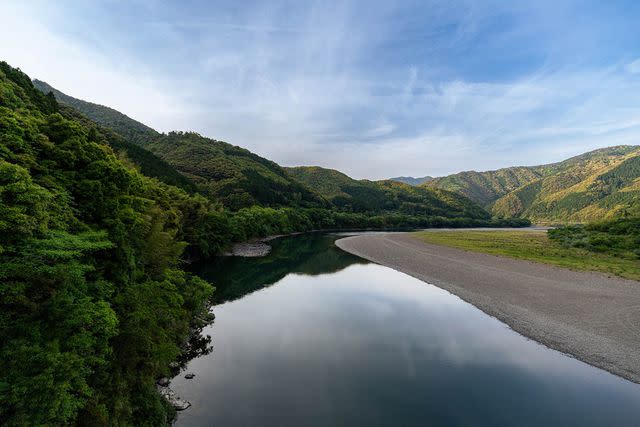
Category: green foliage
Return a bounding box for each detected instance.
[415,229,640,280]
[549,217,640,259]
[490,146,640,223]
[388,176,433,186]
[286,166,490,219]
[33,96,198,193]
[426,165,546,206]
[427,145,640,224]
[32,79,158,145]
[144,131,327,209]
[0,62,214,425]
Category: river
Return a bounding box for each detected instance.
[171,233,640,426]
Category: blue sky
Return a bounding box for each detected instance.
[2,0,640,178]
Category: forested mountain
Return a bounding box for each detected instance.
[491,146,640,223]
[34,81,327,210]
[0,61,214,425]
[33,79,159,144]
[389,175,433,186]
[287,166,490,219]
[35,80,496,216]
[423,146,640,223]
[143,132,327,210]
[425,166,546,207]
[59,103,198,192]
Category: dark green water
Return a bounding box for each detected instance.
[173,233,640,426]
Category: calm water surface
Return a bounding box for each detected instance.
[173,233,640,426]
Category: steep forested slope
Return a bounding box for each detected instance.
[491,146,640,223]
[34,81,328,210]
[286,166,490,219]
[144,132,327,209]
[33,79,159,144]
[0,62,214,425]
[58,103,198,192]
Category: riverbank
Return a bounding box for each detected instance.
[336,232,640,384]
[414,229,640,280]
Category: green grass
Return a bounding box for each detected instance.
[413,230,640,281]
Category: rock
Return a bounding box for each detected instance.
[184,373,195,379]
[156,377,170,387]
[157,385,191,411]
[224,241,271,257]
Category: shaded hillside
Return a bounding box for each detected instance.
[389,176,433,186]
[60,103,198,192]
[491,146,640,223]
[286,166,489,219]
[33,79,159,145]
[145,132,327,209]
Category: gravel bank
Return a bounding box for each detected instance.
[336,232,640,384]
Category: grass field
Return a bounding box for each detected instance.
[413,230,640,281]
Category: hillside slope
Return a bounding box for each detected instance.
[425,166,546,206]
[145,132,327,209]
[286,166,490,219]
[389,176,433,186]
[1,60,215,425]
[33,80,326,210]
[424,146,640,223]
[33,79,159,145]
[491,146,640,223]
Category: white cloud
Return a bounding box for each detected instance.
[626,58,640,74]
[0,2,194,132]
[2,1,639,180]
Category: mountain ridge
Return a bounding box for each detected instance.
[422,145,640,223]
[286,165,490,219]
[389,176,433,186]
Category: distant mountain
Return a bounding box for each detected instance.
[286,166,489,219]
[490,146,640,223]
[389,176,433,186]
[423,146,640,223]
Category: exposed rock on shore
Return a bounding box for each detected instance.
[157,384,191,411]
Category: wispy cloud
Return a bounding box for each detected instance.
[626,59,640,74]
[2,0,640,179]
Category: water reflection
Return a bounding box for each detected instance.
[191,233,368,303]
[176,234,640,426]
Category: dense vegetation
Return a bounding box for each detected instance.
[490,146,640,223]
[388,175,433,186]
[415,229,640,281]
[286,166,488,219]
[143,132,327,210]
[425,165,546,206]
[423,146,640,223]
[32,79,159,145]
[549,217,640,260]
[36,80,514,223]
[0,62,216,425]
